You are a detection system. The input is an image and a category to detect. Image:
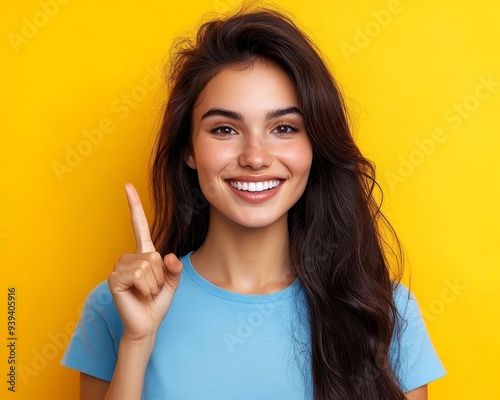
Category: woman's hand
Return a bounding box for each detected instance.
[107,183,183,344]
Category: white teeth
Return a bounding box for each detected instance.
[229,179,281,192]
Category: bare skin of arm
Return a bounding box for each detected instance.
[81,341,154,400]
[80,184,182,400]
[80,374,109,400]
[406,385,428,400]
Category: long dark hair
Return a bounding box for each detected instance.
[151,6,405,400]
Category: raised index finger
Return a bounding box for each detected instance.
[124,183,155,254]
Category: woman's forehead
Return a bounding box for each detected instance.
[193,61,299,120]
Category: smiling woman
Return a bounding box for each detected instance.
[60,6,445,400]
[187,61,312,229]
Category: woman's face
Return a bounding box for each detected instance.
[188,60,313,229]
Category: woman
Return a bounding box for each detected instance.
[62,7,446,400]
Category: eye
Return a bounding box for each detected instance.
[272,124,299,135]
[210,125,238,136]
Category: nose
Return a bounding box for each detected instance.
[238,134,272,170]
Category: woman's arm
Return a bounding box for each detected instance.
[102,337,155,400]
[79,336,155,400]
[79,184,182,400]
[79,325,157,400]
[81,374,109,400]
[406,384,428,400]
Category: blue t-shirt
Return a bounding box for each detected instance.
[61,252,445,398]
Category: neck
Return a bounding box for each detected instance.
[190,207,295,294]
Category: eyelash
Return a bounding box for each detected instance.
[210,124,237,136]
[209,123,300,136]
[273,123,300,135]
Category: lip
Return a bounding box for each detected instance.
[225,176,285,203]
[226,175,283,182]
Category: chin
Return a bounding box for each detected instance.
[229,212,287,229]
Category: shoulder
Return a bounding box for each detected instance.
[74,280,121,336]
[392,282,421,327]
[61,280,122,382]
[390,282,447,392]
[82,280,115,315]
[88,279,112,299]
[391,282,429,346]
[392,282,414,307]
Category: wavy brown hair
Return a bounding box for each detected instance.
[151,6,406,400]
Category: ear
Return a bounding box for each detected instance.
[185,152,197,169]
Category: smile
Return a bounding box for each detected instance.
[228,179,281,192]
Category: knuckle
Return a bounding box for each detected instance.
[138,260,150,272]
[149,251,162,264]
[134,213,146,223]
[133,269,144,280]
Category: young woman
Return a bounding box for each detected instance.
[62,7,446,400]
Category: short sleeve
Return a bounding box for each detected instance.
[391,284,446,392]
[60,280,123,382]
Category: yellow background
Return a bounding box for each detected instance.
[1,0,499,398]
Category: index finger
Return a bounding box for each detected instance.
[124,183,155,254]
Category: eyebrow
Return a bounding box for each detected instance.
[200,106,302,121]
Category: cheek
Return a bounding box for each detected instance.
[192,149,224,203]
[192,140,233,180]
[280,142,313,177]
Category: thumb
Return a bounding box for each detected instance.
[163,253,183,284]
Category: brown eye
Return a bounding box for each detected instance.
[210,125,237,135]
[272,124,299,135]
